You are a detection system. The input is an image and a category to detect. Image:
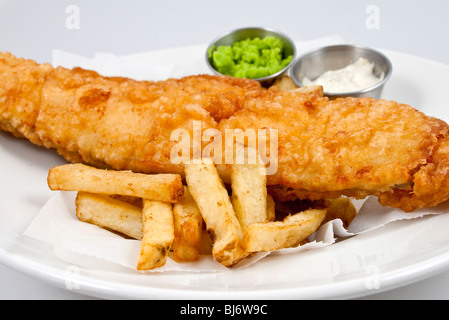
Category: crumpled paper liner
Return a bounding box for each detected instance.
[51,34,346,81]
[21,35,449,272]
[23,191,449,272]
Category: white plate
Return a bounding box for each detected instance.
[1,46,449,300]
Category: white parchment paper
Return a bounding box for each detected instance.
[24,191,449,272]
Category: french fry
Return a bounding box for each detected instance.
[323,197,357,229]
[170,186,203,262]
[231,161,268,230]
[75,192,143,240]
[137,200,174,270]
[185,158,248,267]
[272,75,299,91]
[47,163,184,203]
[109,194,143,208]
[199,229,213,256]
[266,194,275,222]
[244,209,327,253]
[292,85,324,96]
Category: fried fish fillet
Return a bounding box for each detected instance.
[1,51,449,212]
[220,90,449,212]
[0,51,263,175]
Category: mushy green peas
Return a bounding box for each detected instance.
[209,36,293,79]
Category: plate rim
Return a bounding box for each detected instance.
[3,238,449,300]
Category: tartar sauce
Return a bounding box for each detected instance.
[302,58,383,93]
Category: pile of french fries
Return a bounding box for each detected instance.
[47,160,357,270]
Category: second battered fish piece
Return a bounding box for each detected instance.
[219,89,449,212]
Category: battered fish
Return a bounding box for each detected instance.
[1,51,449,212]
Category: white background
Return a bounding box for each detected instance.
[0,0,449,300]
